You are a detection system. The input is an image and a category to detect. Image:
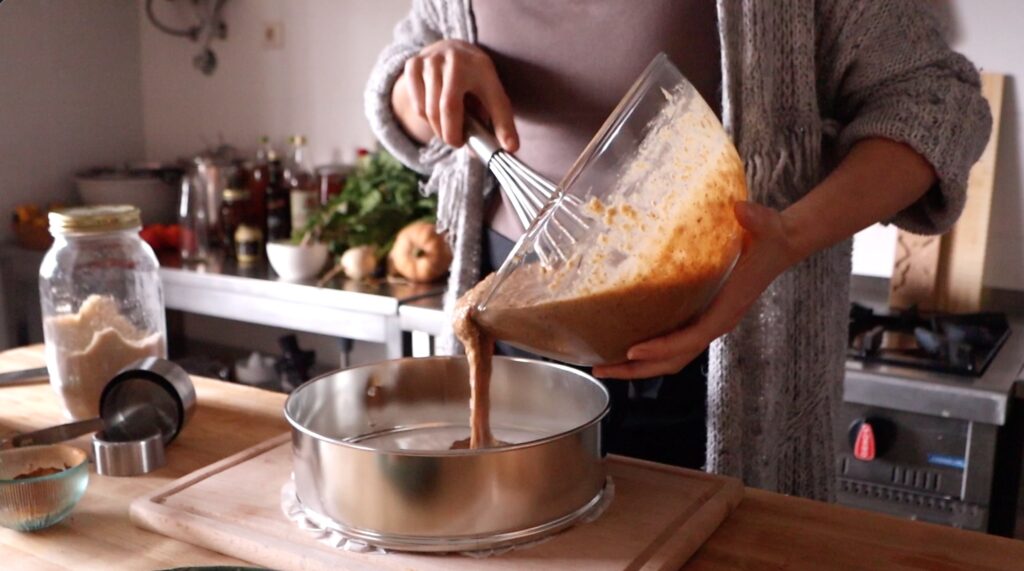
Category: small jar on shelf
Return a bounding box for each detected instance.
[235,223,263,265]
[220,188,251,257]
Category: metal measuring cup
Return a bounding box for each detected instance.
[0,358,195,476]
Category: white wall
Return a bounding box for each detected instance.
[852,1,1024,290]
[138,0,411,165]
[135,0,410,367]
[0,0,145,242]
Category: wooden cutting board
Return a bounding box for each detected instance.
[888,72,1005,312]
[130,434,742,571]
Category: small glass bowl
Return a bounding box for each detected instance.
[0,444,90,531]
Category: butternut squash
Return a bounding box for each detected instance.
[388,221,452,283]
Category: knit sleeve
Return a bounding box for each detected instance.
[817,0,992,234]
[364,0,450,176]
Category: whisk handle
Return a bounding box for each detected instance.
[465,116,502,165]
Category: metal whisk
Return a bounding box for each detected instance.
[465,118,590,267]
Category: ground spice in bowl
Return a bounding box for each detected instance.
[13,465,70,480]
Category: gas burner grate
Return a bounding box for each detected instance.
[848,303,1011,377]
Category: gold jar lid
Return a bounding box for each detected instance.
[48,205,142,234]
[234,223,263,242]
[222,188,251,202]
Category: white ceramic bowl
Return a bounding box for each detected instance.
[266,241,330,281]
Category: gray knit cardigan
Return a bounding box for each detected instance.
[365,0,991,501]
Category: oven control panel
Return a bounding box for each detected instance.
[836,404,967,498]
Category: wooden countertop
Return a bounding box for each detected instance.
[2,346,1023,570]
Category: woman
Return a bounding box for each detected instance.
[365,1,991,501]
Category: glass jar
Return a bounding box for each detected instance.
[316,164,350,205]
[39,205,167,419]
[234,223,263,265]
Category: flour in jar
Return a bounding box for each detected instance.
[44,295,165,419]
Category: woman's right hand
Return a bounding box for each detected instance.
[391,40,519,152]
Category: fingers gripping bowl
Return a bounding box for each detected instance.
[284,356,610,551]
[474,53,748,365]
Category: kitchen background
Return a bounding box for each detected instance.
[0,0,1021,368]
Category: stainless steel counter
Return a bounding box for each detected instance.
[159,253,443,358]
[398,293,446,357]
[0,245,445,359]
[398,293,445,337]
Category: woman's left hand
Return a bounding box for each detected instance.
[592,201,804,380]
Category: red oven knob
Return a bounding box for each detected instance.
[854,423,876,460]
[848,417,894,461]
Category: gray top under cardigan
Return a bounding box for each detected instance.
[364,0,992,501]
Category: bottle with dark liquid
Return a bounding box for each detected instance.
[246,136,274,239]
[220,187,250,256]
[266,156,291,242]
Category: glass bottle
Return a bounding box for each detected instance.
[265,157,291,242]
[39,205,167,419]
[179,175,210,262]
[255,135,275,164]
[316,164,350,205]
[220,188,250,257]
[283,135,318,236]
[247,136,274,240]
[193,157,236,244]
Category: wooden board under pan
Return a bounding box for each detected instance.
[130,434,743,571]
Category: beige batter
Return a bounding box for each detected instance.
[477,146,746,364]
[452,272,498,449]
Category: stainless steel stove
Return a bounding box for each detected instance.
[837,304,1024,537]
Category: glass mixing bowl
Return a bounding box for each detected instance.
[475,53,748,366]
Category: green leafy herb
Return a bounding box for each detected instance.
[294,148,436,255]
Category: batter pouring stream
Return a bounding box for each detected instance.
[452,272,498,449]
